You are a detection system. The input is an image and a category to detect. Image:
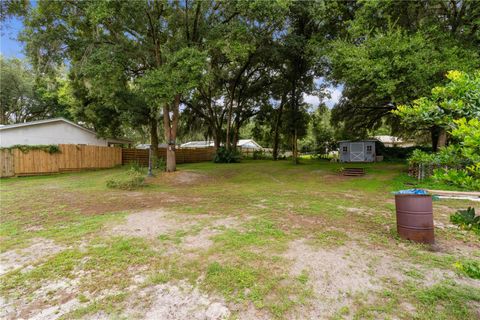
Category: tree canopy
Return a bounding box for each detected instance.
[2,0,479,169]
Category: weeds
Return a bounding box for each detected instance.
[454,260,480,279]
[106,167,145,190]
[450,207,480,235]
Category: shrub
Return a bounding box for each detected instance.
[106,168,145,190]
[450,207,480,234]
[252,150,272,160]
[408,143,479,190]
[376,143,432,162]
[433,168,480,190]
[213,147,242,163]
[454,260,480,279]
[128,161,143,173]
[1,144,61,154]
[154,157,166,171]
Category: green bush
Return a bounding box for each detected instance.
[1,144,61,154]
[433,169,480,190]
[252,150,272,160]
[408,146,468,167]
[454,260,480,279]
[128,161,143,173]
[408,144,479,190]
[106,168,145,190]
[154,157,166,171]
[450,207,480,234]
[213,147,242,163]
[377,145,432,161]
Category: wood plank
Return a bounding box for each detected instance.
[426,189,480,197]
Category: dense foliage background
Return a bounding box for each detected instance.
[1,0,479,172]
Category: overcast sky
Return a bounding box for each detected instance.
[304,85,343,109]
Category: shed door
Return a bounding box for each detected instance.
[350,142,364,162]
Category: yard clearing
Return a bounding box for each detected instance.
[1,160,479,319]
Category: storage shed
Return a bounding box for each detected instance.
[339,140,376,162]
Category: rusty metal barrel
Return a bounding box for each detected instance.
[395,194,434,244]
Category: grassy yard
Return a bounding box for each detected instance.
[1,160,479,319]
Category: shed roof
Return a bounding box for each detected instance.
[338,140,378,143]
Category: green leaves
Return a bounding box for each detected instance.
[400,71,480,189]
[139,47,207,104]
[393,70,480,130]
[452,118,480,162]
[327,0,480,134]
[450,207,480,235]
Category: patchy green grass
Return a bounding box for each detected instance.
[59,292,129,320]
[410,280,480,320]
[1,159,478,319]
[1,237,159,297]
[0,211,126,252]
[310,229,350,247]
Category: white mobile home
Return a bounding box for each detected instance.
[0,118,131,147]
[180,139,263,150]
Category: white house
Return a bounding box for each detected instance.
[180,141,215,148]
[373,135,415,148]
[0,118,131,147]
[180,139,263,150]
[237,139,263,150]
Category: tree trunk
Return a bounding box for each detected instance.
[150,119,159,157]
[272,97,285,160]
[166,147,176,172]
[431,126,447,152]
[291,80,298,165]
[232,120,240,151]
[226,99,234,150]
[431,127,439,152]
[163,95,180,172]
[292,129,298,164]
[213,128,221,148]
[437,128,447,149]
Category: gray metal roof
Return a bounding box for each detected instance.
[338,139,378,143]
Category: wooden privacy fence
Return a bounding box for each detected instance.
[0,144,122,177]
[122,147,216,166]
[0,145,215,177]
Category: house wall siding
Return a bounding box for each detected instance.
[0,122,109,147]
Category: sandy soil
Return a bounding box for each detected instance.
[148,171,211,186]
[107,209,190,239]
[107,209,240,253]
[1,277,80,320]
[0,238,65,276]
[2,207,478,319]
[122,281,230,320]
[283,239,477,318]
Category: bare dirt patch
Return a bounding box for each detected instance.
[107,209,190,239]
[108,210,242,253]
[285,239,386,295]
[181,216,243,253]
[122,281,230,320]
[0,238,65,275]
[2,278,80,320]
[284,238,480,318]
[149,170,211,186]
[284,239,468,318]
[2,185,201,222]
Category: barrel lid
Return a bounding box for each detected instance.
[394,189,430,195]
